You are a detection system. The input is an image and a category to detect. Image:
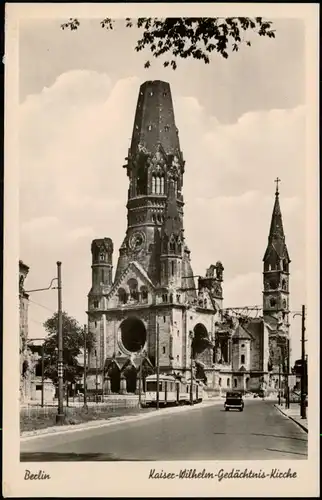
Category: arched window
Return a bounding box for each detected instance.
[218,377,222,387]
[141,286,148,303]
[227,379,230,387]
[171,261,175,276]
[156,176,160,194]
[160,176,165,194]
[170,293,173,303]
[234,378,238,388]
[128,278,139,301]
[241,354,245,364]
[101,270,104,284]
[283,261,289,272]
[270,297,277,307]
[152,176,156,194]
[169,237,176,253]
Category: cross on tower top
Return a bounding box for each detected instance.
[275,177,281,194]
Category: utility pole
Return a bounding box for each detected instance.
[56,261,65,425]
[138,348,143,407]
[190,332,194,406]
[95,350,99,403]
[286,342,290,409]
[300,304,307,419]
[41,343,45,408]
[83,324,87,409]
[156,321,160,410]
[278,351,281,406]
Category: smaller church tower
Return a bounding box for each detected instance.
[160,172,183,291]
[90,238,114,293]
[263,178,291,327]
[263,179,291,380]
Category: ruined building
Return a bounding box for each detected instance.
[86,81,291,395]
[19,260,34,401]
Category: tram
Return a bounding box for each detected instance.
[145,374,204,407]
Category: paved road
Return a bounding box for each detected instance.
[20,400,307,461]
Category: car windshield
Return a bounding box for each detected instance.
[226,392,242,398]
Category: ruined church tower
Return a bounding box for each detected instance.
[114,80,195,290]
[86,81,222,394]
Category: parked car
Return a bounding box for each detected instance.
[224,391,244,412]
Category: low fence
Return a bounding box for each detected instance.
[20,395,144,419]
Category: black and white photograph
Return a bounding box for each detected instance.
[3,3,319,498]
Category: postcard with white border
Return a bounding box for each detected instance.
[3,2,320,498]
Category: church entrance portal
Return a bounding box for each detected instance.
[120,317,147,352]
[108,364,121,393]
[192,323,209,357]
[124,365,137,393]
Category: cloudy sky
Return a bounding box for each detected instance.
[18,15,308,362]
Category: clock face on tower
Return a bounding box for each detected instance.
[129,231,145,251]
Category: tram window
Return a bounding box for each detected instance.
[146,382,157,391]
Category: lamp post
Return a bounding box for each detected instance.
[293,306,307,419]
[278,350,281,406]
[156,321,160,410]
[95,350,99,404]
[138,347,144,408]
[189,331,194,406]
[56,261,65,425]
[83,324,88,409]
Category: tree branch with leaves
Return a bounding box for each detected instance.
[42,312,95,386]
[61,17,275,70]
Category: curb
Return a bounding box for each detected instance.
[274,404,308,433]
[21,399,223,442]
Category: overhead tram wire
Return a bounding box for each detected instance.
[28,298,56,314]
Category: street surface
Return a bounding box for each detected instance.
[20,400,307,461]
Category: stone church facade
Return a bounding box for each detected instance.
[86,80,291,396]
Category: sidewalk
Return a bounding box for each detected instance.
[21,398,222,441]
[274,403,308,433]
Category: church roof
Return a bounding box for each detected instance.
[233,323,253,340]
[263,183,290,262]
[129,80,181,158]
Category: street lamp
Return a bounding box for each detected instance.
[95,349,99,404]
[138,347,145,407]
[293,305,307,419]
[189,331,194,406]
[83,324,88,409]
[156,320,160,410]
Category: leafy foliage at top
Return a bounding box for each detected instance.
[61,17,275,70]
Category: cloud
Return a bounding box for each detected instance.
[19,70,306,351]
